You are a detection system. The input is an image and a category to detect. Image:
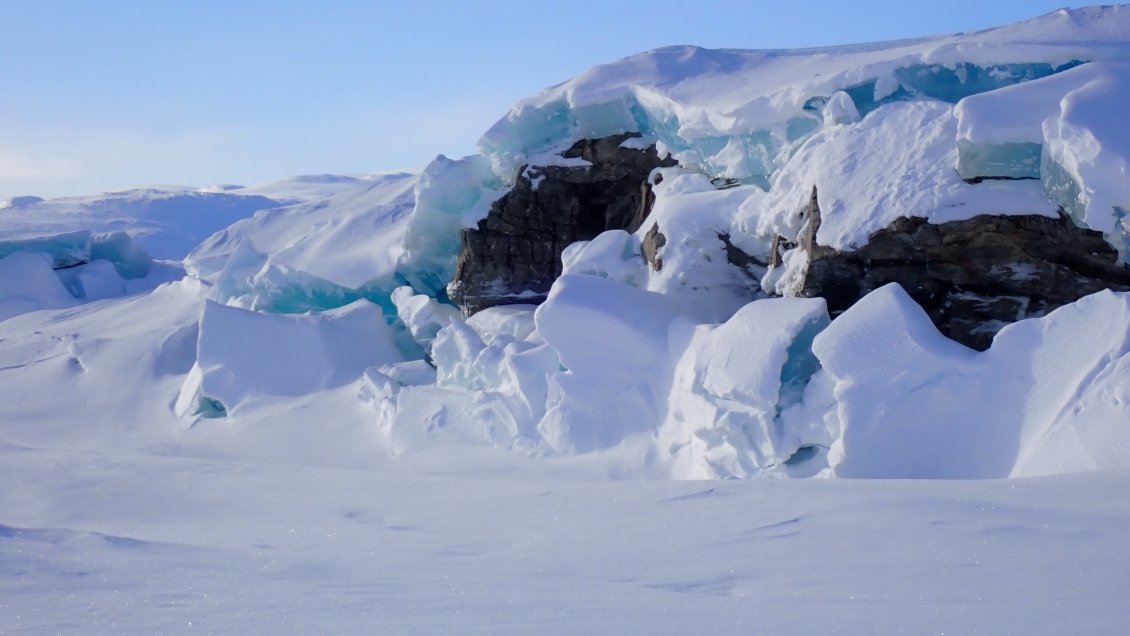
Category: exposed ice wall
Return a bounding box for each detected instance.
[1041,62,1130,260]
[479,7,1130,187]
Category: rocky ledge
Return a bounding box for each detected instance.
[793,186,1130,350]
[448,133,675,314]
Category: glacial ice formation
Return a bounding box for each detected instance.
[6,6,1130,484]
[479,7,1129,186]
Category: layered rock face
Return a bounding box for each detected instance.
[448,133,676,314]
[794,188,1130,350]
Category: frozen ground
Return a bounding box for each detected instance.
[3,444,1129,634]
[0,280,1127,633]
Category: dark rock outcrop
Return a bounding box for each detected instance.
[641,224,666,272]
[448,133,676,314]
[796,188,1130,349]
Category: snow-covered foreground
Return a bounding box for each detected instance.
[2,277,1127,632]
[3,444,1128,634]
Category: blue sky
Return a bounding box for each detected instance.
[0,0,1093,199]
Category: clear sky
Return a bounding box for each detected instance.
[0,0,1095,199]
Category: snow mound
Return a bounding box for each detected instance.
[814,283,1130,478]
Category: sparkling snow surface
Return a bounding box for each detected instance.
[3,6,1130,632]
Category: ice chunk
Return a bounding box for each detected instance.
[66,260,127,301]
[954,62,1111,180]
[380,303,558,452]
[1040,62,1130,260]
[208,242,363,314]
[465,304,538,344]
[90,231,153,279]
[2,188,287,261]
[390,286,461,355]
[0,229,154,280]
[534,274,682,453]
[381,386,539,455]
[397,155,505,297]
[175,300,403,418]
[822,91,861,127]
[0,231,92,268]
[814,284,990,478]
[0,252,77,322]
[535,274,680,388]
[659,298,829,479]
[990,291,1130,477]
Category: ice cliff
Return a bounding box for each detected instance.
[3,6,1130,480]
